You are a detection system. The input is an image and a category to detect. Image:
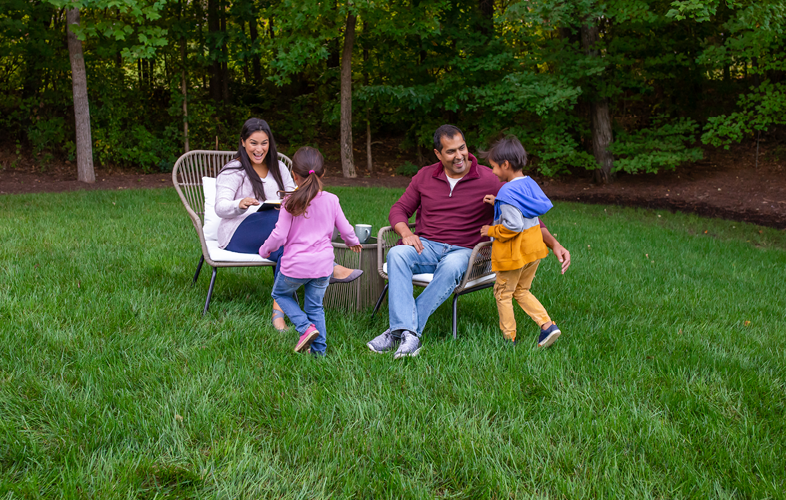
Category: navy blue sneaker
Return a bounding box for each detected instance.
[538,323,561,348]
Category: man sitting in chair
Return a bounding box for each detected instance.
[367,124,571,359]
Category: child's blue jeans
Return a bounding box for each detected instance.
[271,273,331,354]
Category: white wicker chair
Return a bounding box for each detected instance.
[172,150,292,314]
[371,223,496,338]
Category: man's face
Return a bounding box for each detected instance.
[434,134,468,178]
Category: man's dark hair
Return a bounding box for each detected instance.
[480,136,528,171]
[433,124,465,152]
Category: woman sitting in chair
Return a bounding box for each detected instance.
[215,117,361,331]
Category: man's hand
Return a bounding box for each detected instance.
[394,222,424,254]
[483,194,496,205]
[401,233,424,253]
[349,244,362,254]
[480,225,490,237]
[239,197,260,209]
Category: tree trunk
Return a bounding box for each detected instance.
[248,16,262,82]
[220,0,229,103]
[181,39,189,153]
[478,0,494,37]
[208,0,222,102]
[581,21,613,184]
[589,100,613,184]
[366,111,373,174]
[363,22,372,174]
[340,12,357,178]
[66,7,94,183]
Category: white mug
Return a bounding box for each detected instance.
[354,224,372,244]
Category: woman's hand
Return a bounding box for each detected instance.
[483,194,496,205]
[349,244,362,253]
[239,197,260,209]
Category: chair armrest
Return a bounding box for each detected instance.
[376,223,416,279]
[456,241,493,292]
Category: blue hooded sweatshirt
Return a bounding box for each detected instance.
[493,176,553,222]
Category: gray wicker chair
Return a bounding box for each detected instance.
[371,223,495,338]
[172,150,293,314]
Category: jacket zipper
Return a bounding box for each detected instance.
[448,178,460,197]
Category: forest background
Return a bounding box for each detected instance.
[1,0,785,183]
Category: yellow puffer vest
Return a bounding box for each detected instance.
[487,224,549,272]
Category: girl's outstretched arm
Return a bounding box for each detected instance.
[334,201,360,248]
[259,207,293,258]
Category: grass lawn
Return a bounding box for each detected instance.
[1,186,785,498]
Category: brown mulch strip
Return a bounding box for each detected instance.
[1,142,784,229]
[537,144,786,229]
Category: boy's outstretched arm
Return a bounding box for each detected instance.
[541,226,571,274]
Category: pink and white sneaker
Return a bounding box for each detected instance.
[294,324,319,353]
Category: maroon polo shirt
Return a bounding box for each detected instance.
[389,153,503,249]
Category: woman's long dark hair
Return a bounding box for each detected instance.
[281,147,324,218]
[220,117,283,202]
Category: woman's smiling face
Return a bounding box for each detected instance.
[243,131,269,167]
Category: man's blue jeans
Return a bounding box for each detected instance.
[271,273,330,354]
[388,238,472,337]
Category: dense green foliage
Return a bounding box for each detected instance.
[1,187,785,495]
[1,0,785,173]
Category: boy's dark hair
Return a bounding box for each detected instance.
[433,124,465,152]
[480,136,528,171]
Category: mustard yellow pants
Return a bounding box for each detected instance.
[493,260,551,341]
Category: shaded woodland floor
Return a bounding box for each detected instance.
[1,140,784,229]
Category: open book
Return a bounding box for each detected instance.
[255,199,282,211]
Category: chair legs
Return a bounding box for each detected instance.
[203,267,218,316]
[371,283,389,317]
[193,255,205,285]
[452,293,459,339]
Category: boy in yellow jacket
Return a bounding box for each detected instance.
[480,136,562,347]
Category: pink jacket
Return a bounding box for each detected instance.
[259,191,359,278]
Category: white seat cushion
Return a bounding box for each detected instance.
[465,273,496,288]
[205,240,275,264]
[202,177,220,241]
[382,263,495,289]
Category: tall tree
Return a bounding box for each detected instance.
[208,0,226,102]
[248,13,262,81]
[581,20,614,184]
[339,11,357,178]
[66,6,94,183]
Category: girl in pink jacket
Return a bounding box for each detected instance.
[259,147,361,356]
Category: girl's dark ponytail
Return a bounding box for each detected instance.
[281,147,325,217]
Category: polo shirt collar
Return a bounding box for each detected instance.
[431,153,481,181]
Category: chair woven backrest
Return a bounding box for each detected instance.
[463,243,493,283]
[172,150,293,226]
